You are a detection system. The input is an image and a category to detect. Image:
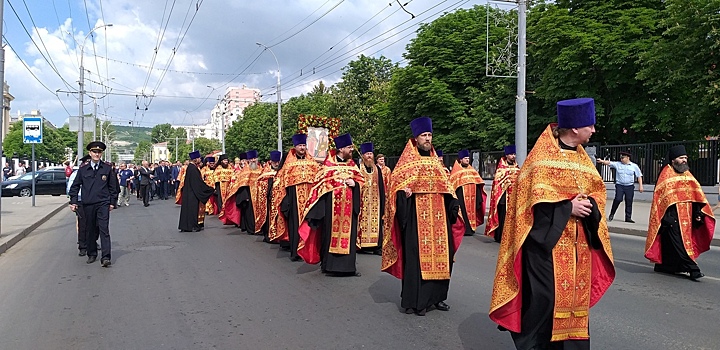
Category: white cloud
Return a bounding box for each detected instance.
[3,0,481,128]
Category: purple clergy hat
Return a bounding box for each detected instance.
[239,152,247,160]
[189,150,201,160]
[436,150,444,157]
[292,133,307,146]
[334,133,353,149]
[410,116,433,138]
[557,98,596,129]
[359,142,374,154]
[205,156,215,163]
[270,151,282,162]
[504,145,516,155]
[246,150,258,159]
[458,149,470,159]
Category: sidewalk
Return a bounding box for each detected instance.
[0,196,69,255]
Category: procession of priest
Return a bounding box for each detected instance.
[167,97,715,350]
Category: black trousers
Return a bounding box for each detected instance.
[82,202,111,260]
[140,184,150,206]
[76,203,87,250]
[610,184,634,220]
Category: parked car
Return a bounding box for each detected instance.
[1,169,68,197]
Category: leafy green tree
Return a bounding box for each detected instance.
[280,91,334,149]
[2,121,77,163]
[226,102,278,159]
[637,0,720,139]
[133,140,152,163]
[150,123,187,161]
[331,55,396,147]
[527,0,665,144]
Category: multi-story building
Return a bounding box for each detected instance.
[2,82,14,138]
[151,142,169,163]
[173,85,260,142]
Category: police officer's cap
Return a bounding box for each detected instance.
[86,141,106,152]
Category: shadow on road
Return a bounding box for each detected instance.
[296,263,319,275]
[459,312,509,350]
[368,275,402,311]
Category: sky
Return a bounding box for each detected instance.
[2,0,487,129]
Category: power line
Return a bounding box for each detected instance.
[94,55,264,76]
[265,0,332,46]
[268,0,346,48]
[280,0,470,92]
[3,35,74,117]
[6,0,75,90]
[269,2,396,95]
[277,0,466,93]
[142,0,176,95]
[51,0,78,71]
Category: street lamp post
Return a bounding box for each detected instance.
[77,24,113,164]
[256,42,282,152]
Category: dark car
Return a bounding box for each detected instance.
[1,169,67,197]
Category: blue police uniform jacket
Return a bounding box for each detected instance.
[69,161,119,206]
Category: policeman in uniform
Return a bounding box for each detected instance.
[69,141,119,267]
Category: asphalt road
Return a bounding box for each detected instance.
[0,198,718,350]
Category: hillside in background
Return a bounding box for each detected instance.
[111,125,152,157]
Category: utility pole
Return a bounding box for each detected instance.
[175,136,178,161]
[256,42,282,152]
[0,0,6,226]
[77,24,113,164]
[515,0,528,165]
[93,98,97,140]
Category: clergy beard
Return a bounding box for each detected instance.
[220,163,229,169]
[418,143,432,152]
[363,160,374,168]
[249,162,258,170]
[671,161,689,174]
[507,160,515,166]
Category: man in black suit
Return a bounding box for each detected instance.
[155,160,170,200]
[138,160,153,207]
[69,141,119,267]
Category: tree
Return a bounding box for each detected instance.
[2,121,78,163]
[383,6,515,155]
[150,123,187,161]
[226,102,278,159]
[331,55,397,147]
[637,0,720,139]
[526,0,665,143]
[133,140,153,163]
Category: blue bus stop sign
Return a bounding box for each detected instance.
[23,117,43,144]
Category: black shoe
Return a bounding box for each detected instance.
[435,301,450,311]
[404,308,414,314]
[144,204,149,207]
[373,249,382,256]
[86,256,97,264]
[78,249,87,257]
[654,264,676,274]
[608,214,614,222]
[101,259,112,267]
[415,308,426,316]
[192,228,202,232]
[353,272,362,277]
[290,256,303,262]
[689,271,705,281]
[625,219,635,223]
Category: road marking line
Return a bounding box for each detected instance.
[614,258,720,282]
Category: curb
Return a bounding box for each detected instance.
[0,203,68,256]
[608,225,720,247]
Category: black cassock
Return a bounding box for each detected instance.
[280,186,303,258]
[305,182,361,274]
[396,192,460,311]
[510,199,602,350]
[261,177,276,242]
[456,182,484,236]
[494,192,507,243]
[656,203,704,274]
[178,163,215,232]
[236,185,255,234]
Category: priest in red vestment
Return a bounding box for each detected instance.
[381,117,465,316]
[484,145,519,243]
[645,145,715,281]
[297,133,365,276]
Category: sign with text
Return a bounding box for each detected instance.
[23,117,43,144]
